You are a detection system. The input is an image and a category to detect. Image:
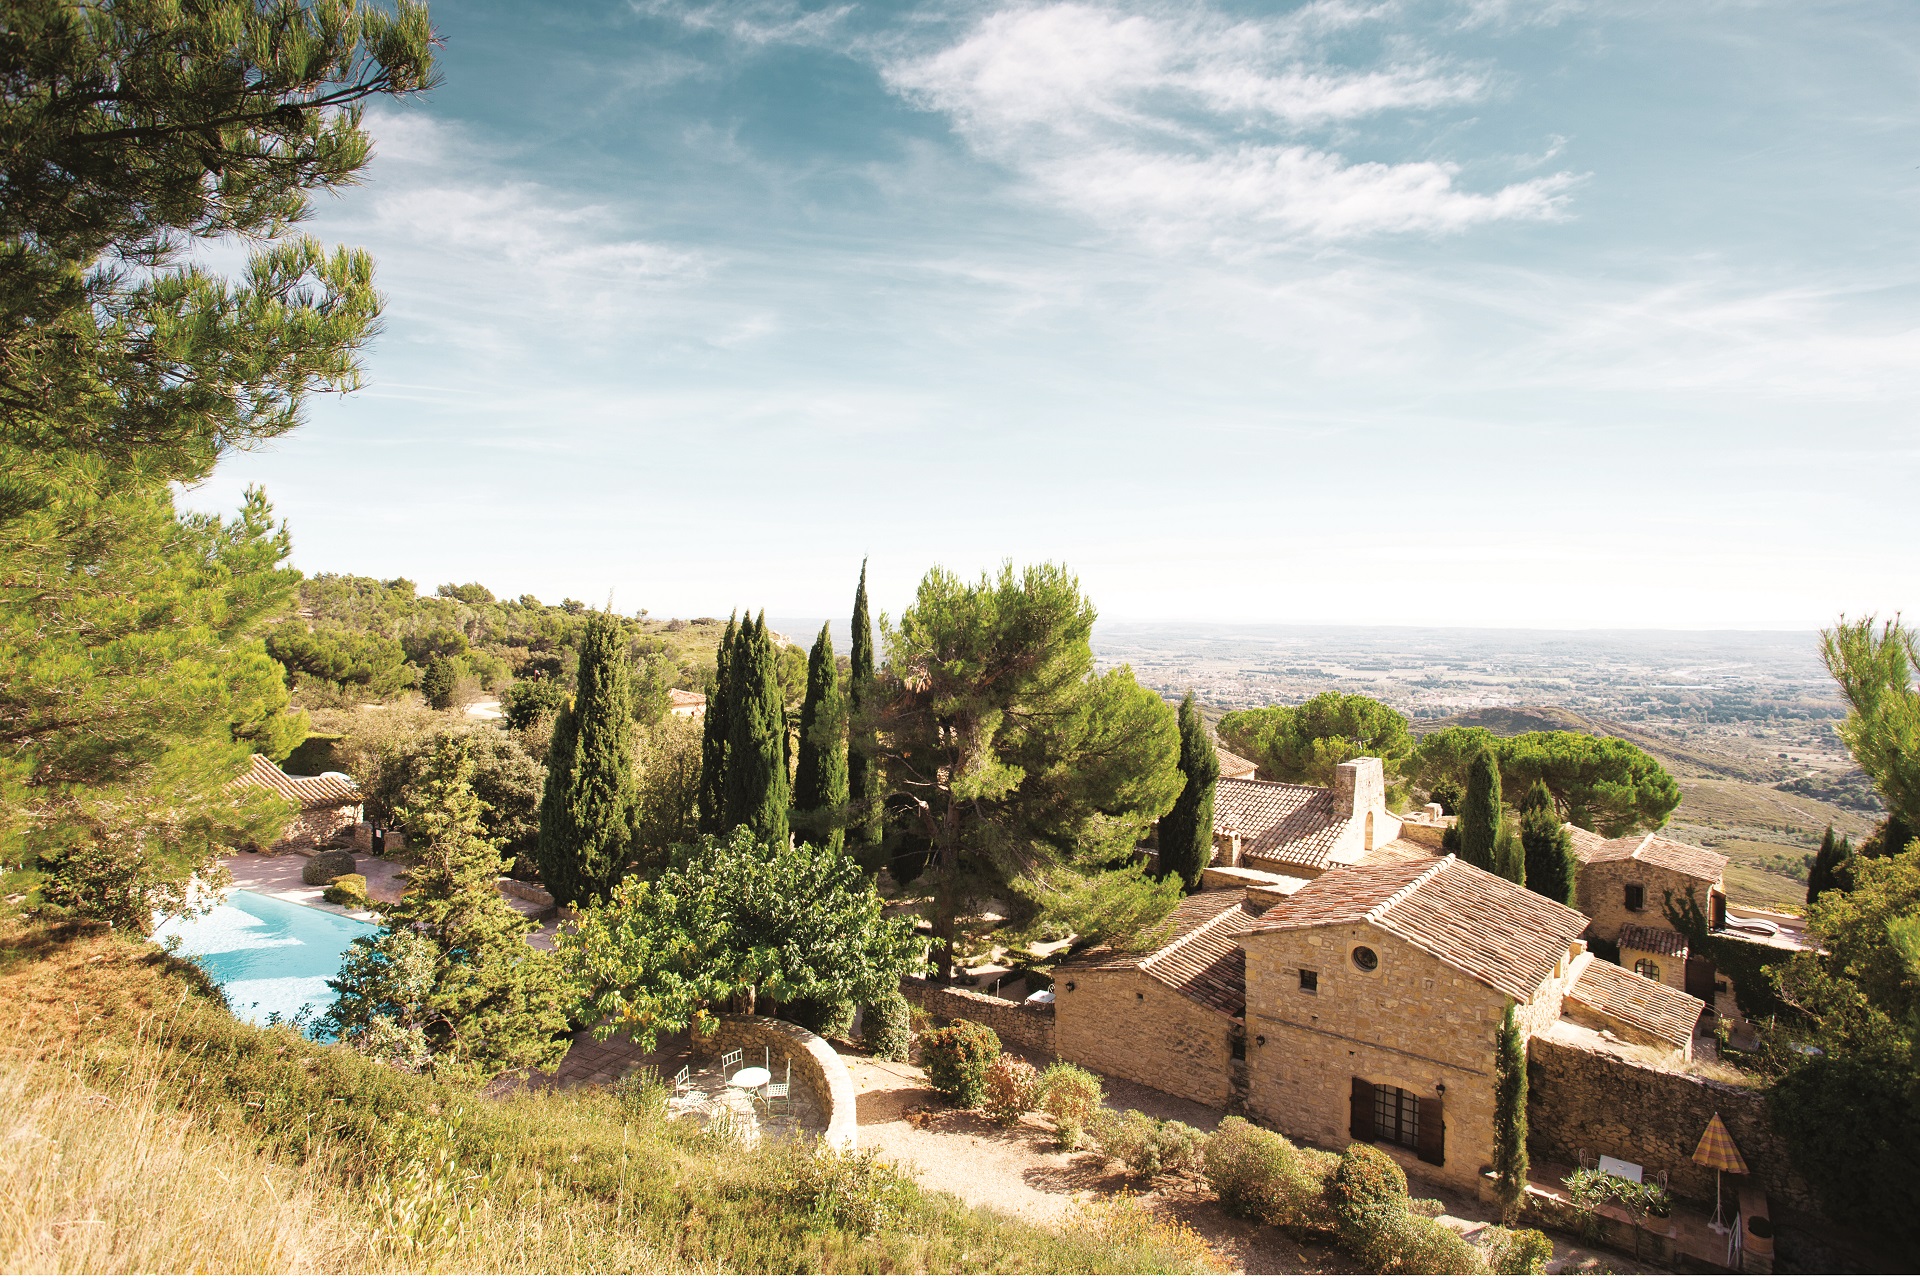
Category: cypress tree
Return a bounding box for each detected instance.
[697,614,737,834]
[1459,748,1502,871]
[1521,804,1578,906]
[846,561,883,864]
[724,612,789,845]
[1807,824,1853,903]
[793,622,848,854]
[1160,691,1220,891]
[1494,813,1526,884]
[1493,1002,1529,1217]
[1521,779,1555,816]
[534,611,637,907]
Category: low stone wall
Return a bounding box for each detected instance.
[1528,1028,1817,1219]
[900,977,1057,1055]
[704,1015,858,1149]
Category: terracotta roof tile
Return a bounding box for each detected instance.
[1214,776,1350,870]
[1618,924,1690,958]
[1359,838,1435,866]
[1214,743,1259,779]
[239,753,361,807]
[1583,832,1727,883]
[1564,825,1609,860]
[668,688,707,708]
[1250,855,1591,1002]
[1568,958,1703,1048]
[1069,888,1261,1018]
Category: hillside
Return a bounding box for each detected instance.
[1420,706,1879,910]
[0,915,1215,1275]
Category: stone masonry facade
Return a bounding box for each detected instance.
[1054,966,1238,1109]
[901,977,1057,1056]
[1579,858,1710,945]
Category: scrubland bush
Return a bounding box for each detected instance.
[612,1066,671,1122]
[919,1020,1000,1107]
[863,991,911,1061]
[786,996,855,1040]
[1329,1141,1408,1256]
[1034,1061,1103,1149]
[982,1053,1039,1125]
[1089,1108,1205,1179]
[1380,1212,1486,1274]
[302,850,356,885]
[1200,1117,1337,1234]
[1481,1225,1553,1274]
[765,1141,918,1237]
[323,874,368,906]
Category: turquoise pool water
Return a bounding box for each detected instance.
[151,889,379,1034]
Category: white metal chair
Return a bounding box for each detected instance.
[764,1057,793,1115]
[720,1047,742,1076]
[672,1065,691,1094]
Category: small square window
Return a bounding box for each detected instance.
[1625,883,1646,912]
[1299,968,1319,993]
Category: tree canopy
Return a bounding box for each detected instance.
[870,563,1183,970]
[1822,615,1920,829]
[1216,692,1414,795]
[1413,726,1679,837]
[559,830,921,1050]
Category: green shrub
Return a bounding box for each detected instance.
[1482,1225,1553,1275]
[1378,1212,1485,1274]
[787,996,855,1040]
[1200,1118,1335,1234]
[1034,1061,1103,1149]
[919,1020,1000,1107]
[322,873,368,906]
[611,1066,671,1122]
[302,850,357,886]
[982,1053,1039,1125]
[766,1140,918,1238]
[1089,1109,1206,1179]
[1329,1143,1410,1266]
[1157,1120,1205,1176]
[863,991,912,1062]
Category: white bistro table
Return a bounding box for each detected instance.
[729,1066,771,1093]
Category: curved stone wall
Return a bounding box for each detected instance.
[706,1014,858,1149]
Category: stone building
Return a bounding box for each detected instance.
[668,688,707,717]
[1209,757,1404,878]
[1055,852,1702,1196]
[1575,831,1728,945]
[1214,742,1259,780]
[237,753,363,850]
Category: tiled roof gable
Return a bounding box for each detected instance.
[238,753,362,807]
[1213,775,1350,869]
[1568,958,1704,1048]
[1584,832,1727,882]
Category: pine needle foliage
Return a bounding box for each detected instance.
[1493,814,1526,885]
[534,611,637,907]
[1160,692,1220,891]
[1458,749,1502,872]
[792,623,848,854]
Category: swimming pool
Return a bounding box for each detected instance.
[151,889,380,1034]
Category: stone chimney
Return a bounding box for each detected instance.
[1333,758,1386,821]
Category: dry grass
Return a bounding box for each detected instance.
[0,1051,373,1274]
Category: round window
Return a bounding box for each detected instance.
[1352,945,1379,972]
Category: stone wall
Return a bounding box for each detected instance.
[705,1015,858,1150]
[1578,859,1710,946]
[1052,967,1236,1108]
[900,977,1056,1055]
[1527,1024,1817,1218]
[278,804,360,851]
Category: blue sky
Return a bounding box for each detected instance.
[194,0,1920,629]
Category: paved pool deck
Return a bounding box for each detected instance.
[222,851,406,923]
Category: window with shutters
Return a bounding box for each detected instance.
[1372,1084,1421,1151]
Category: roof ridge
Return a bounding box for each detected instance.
[1365,854,1451,925]
[1138,899,1250,969]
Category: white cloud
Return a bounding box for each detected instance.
[881,2,1574,247]
[628,0,855,47]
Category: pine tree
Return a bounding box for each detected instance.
[1521,804,1579,906]
[724,612,789,845]
[793,623,848,853]
[1493,1001,1530,1217]
[1807,824,1854,903]
[1459,748,1502,871]
[697,614,738,834]
[846,561,883,865]
[1159,692,1220,891]
[1494,813,1526,885]
[534,611,637,907]
[329,736,570,1077]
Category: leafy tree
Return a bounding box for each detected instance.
[1411,726,1500,798]
[325,737,570,1079]
[1821,616,1920,828]
[869,563,1184,973]
[631,714,702,863]
[500,676,568,732]
[696,614,737,835]
[1520,804,1578,907]
[534,612,636,907]
[723,612,789,845]
[1,0,433,925]
[559,830,921,1049]
[353,723,544,870]
[846,562,882,864]
[1160,692,1220,891]
[421,655,459,710]
[1499,732,1679,836]
[1770,841,1920,1258]
[266,622,412,698]
[1807,825,1853,903]
[1217,692,1414,795]
[792,623,848,854]
[1493,1002,1529,1217]
[1458,749,1502,871]
[1493,814,1525,885]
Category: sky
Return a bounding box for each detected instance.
[192,0,1920,629]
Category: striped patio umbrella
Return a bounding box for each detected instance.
[1693,1112,1748,1230]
